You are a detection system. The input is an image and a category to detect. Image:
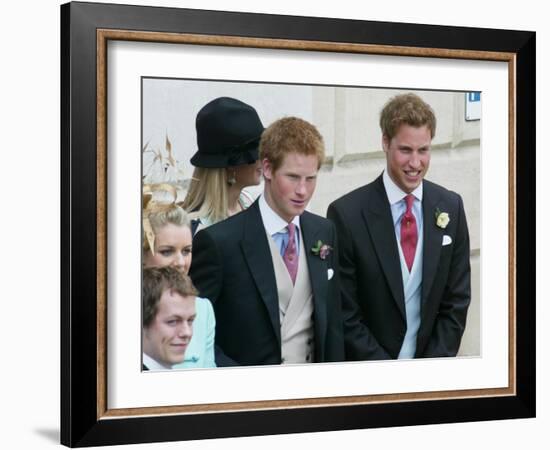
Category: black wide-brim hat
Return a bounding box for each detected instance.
[190,97,265,168]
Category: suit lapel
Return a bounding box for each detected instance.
[300,211,327,358]
[363,176,406,320]
[240,201,281,345]
[421,182,444,305]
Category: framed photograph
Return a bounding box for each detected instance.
[61,1,535,447]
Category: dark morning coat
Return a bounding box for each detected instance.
[189,200,345,366]
[327,175,471,360]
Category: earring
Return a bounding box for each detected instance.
[227,170,236,186]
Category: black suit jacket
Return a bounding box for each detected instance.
[189,200,344,366]
[327,175,471,360]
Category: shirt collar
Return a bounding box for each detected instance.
[143,353,172,371]
[259,194,301,236]
[382,169,423,206]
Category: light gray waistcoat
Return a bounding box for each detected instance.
[266,231,315,364]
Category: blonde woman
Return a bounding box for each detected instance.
[181,97,264,234]
[143,185,215,368]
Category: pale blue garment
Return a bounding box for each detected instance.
[382,168,425,359]
[390,196,424,359]
[396,225,424,359]
[272,225,300,258]
[390,193,424,245]
[172,297,216,369]
[194,190,255,232]
[259,193,301,257]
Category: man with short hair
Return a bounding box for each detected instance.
[142,266,198,370]
[328,93,471,360]
[190,117,344,366]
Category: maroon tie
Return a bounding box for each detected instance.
[400,194,418,272]
[283,223,298,284]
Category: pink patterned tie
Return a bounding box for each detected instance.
[400,194,418,272]
[283,223,298,284]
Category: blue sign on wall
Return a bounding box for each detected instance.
[466,92,481,121]
[468,92,481,102]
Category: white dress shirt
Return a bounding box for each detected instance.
[142,353,171,371]
[382,169,424,236]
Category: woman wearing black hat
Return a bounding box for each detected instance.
[180,97,265,235]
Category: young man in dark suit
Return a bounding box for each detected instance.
[327,93,471,360]
[142,266,198,371]
[190,117,344,366]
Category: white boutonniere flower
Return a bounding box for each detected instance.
[435,208,450,229]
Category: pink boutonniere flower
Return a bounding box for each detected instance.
[311,240,333,260]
